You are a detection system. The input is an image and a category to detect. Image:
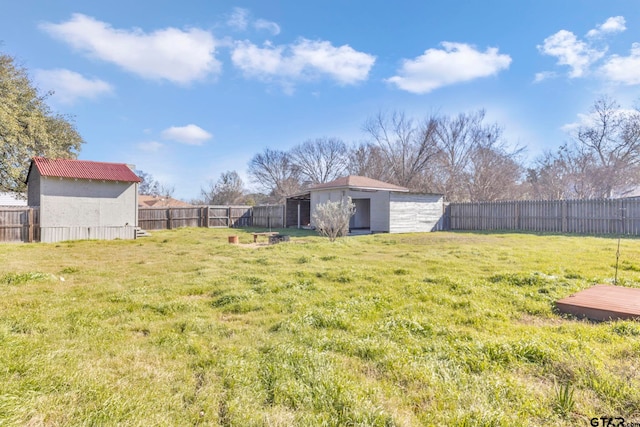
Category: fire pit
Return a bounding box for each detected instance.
[268,234,290,244]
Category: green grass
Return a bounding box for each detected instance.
[1,228,640,426]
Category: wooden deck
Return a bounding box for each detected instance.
[556,285,640,321]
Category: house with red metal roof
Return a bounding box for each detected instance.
[27,157,141,242]
[285,175,444,233]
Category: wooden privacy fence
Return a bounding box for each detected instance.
[0,207,40,242]
[138,205,284,231]
[447,198,640,235]
[252,205,285,228]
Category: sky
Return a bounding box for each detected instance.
[2,1,640,201]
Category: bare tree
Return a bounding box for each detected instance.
[135,169,161,196]
[200,170,245,205]
[526,149,572,200]
[135,169,176,198]
[363,111,439,189]
[347,141,390,181]
[431,110,487,202]
[157,183,175,199]
[573,96,640,198]
[248,148,301,202]
[290,137,348,184]
[457,121,525,202]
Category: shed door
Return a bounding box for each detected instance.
[350,198,371,229]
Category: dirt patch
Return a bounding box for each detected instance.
[517,314,566,326]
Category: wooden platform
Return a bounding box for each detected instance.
[556,285,640,321]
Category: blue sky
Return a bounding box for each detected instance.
[2,1,640,200]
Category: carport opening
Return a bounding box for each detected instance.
[349,198,371,230]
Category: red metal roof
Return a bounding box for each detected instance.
[309,175,409,192]
[31,157,141,183]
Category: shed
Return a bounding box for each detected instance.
[27,157,141,243]
[286,176,444,233]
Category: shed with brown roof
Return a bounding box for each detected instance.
[27,157,141,242]
[286,175,444,233]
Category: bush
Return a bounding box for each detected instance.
[312,197,356,241]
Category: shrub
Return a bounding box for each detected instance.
[312,197,356,242]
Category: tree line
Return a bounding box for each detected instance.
[202,98,640,204]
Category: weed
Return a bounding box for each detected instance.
[1,271,50,285]
[611,321,640,336]
[553,380,575,417]
[211,293,249,307]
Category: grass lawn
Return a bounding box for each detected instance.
[1,228,640,426]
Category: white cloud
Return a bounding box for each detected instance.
[231,38,375,87]
[561,107,635,133]
[227,8,280,35]
[161,124,212,145]
[137,141,164,152]
[386,42,511,94]
[587,16,626,38]
[600,43,640,85]
[34,68,113,104]
[227,7,249,31]
[254,19,281,35]
[537,30,605,78]
[40,13,220,84]
[533,71,558,83]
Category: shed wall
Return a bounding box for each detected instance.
[41,226,136,242]
[389,193,444,233]
[310,189,390,232]
[38,177,138,242]
[27,168,41,207]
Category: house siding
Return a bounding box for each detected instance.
[0,192,27,206]
[389,193,444,233]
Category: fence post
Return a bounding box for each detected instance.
[167,208,172,230]
[620,199,626,235]
[28,208,34,243]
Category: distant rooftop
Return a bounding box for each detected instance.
[29,157,141,183]
[309,175,409,192]
[138,195,192,208]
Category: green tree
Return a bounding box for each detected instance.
[0,53,84,193]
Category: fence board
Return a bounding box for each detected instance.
[137,205,283,231]
[252,205,284,228]
[448,198,640,236]
[0,207,40,242]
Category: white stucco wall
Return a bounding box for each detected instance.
[35,177,138,242]
[389,193,444,233]
[40,177,137,227]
